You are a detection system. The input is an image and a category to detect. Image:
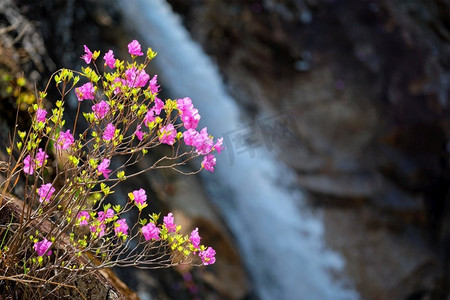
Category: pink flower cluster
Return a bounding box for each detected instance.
[114,219,128,237]
[183,127,224,172]
[103,123,116,141]
[144,98,164,125]
[89,208,115,238]
[38,183,55,203]
[159,124,176,145]
[75,82,95,101]
[177,97,200,130]
[77,211,90,226]
[125,67,150,88]
[36,108,47,123]
[81,45,93,64]
[34,238,52,256]
[163,213,177,233]
[128,40,143,56]
[23,148,49,175]
[92,100,110,119]
[142,222,160,241]
[103,50,116,69]
[97,158,111,179]
[56,130,74,150]
[131,188,147,210]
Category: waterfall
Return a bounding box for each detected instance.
[117,0,359,299]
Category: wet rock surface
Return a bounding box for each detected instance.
[166,0,450,298]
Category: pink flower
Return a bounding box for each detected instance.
[75,82,95,101]
[132,188,147,206]
[199,247,216,265]
[148,75,160,94]
[180,108,200,129]
[190,228,201,249]
[125,67,149,88]
[98,208,114,222]
[213,138,225,154]
[90,222,106,238]
[35,148,48,168]
[128,40,143,56]
[97,158,111,179]
[56,130,74,150]
[202,154,216,172]
[34,238,52,256]
[77,211,90,226]
[195,128,214,155]
[38,183,55,203]
[153,97,164,115]
[163,213,176,233]
[159,124,176,145]
[183,129,198,147]
[177,97,194,112]
[103,50,116,69]
[92,100,110,119]
[144,109,155,125]
[102,123,115,141]
[135,125,144,141]
[141,223,160,241]
[36,108,47,123]
[23,155,34,175]
[81,45,93,64]
[114,219,128,237]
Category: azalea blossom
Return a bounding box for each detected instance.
[148,75,160,94]
[77,211,90,226]
[135,125,144,141]
[34,238,52,256]
[163,213,176,233]
[23,155,34,175]
[81,45,93,64]
[103,123,115,141]
[190,228,201,249]
[92,100,110,119]
[90,222,106,238]
[114,219,129,237]
[97,158,111,179]
[159,124,176,145]
[36,108,47,123]
[75,82,95,101]
[202,154,216,172]
[35,148,48,168]
[103,50,116,69]
[56,130,74,150]
[125,67,149,88]
[98,208,115,222]
[141,223,160,241]
[199,247,216,265]
[38,183,55,203]
[132,188,147,206]
[128,40,143,56]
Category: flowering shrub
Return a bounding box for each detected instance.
[0,40,222,297]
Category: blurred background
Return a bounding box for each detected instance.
[0,0,448,299]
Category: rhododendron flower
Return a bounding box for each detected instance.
[98,208,114,222]
[90,222,106,238]
[132,188,147,205]
[35,148,48,168]
[114,219,129,237]
[135,125,144,141]
[141,223,160,241]
[103,50,116,69]
[34,238,52,256]
[103,123,115,141]
[180,108,200,129]
[81,45,93,64]
[202,154,216,172]
[195,128,214,155]
[56,130,74,150]
[38,183,55,203]
[199,247,216,265]
[77,211,90,226]
[153,97,164,115]
[159,124,176,145]
[128,40,143,56]
[177,97,194,112]
[163,213,176,233]
[125,67,149,88]
[92,100,110,119]
[190,228,201,249]
[148,75,160,94]
[36,108,47,123]
[97,158,111,179]
[213,138,225,154]
[23,155,34,175]
[75,82,95,101]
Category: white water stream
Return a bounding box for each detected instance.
[118,1,359,299]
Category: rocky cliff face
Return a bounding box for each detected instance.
[166,0,450,298]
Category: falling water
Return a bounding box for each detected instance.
[117,0,359,299]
